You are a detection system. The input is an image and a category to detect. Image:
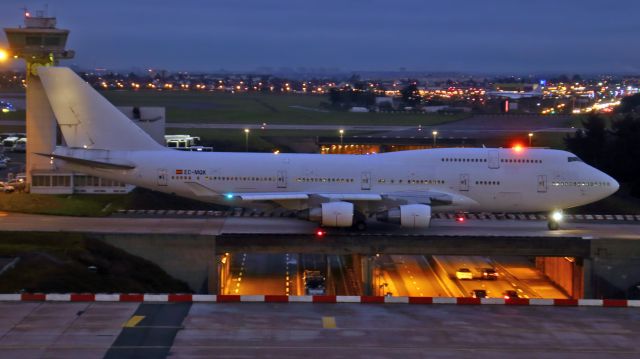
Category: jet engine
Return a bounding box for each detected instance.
[299,201,354,227]
[376,204,431,228]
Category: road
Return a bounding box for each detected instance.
[434,255,567,299]
[381,255,448,297]
[225,253,291,295]
[229,253,568,299]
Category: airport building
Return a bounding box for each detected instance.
[3,12,174,194]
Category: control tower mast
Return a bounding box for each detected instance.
[3,9,74,188]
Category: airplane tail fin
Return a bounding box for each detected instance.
[38,67,164,151]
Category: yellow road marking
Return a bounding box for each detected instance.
[123,315,145,328]
[322,316,337,329]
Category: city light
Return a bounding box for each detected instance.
[0,49,9,62]
[339,129,344,145]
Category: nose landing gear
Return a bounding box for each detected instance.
[547,210,563,230]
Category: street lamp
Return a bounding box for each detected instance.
[528,132,533,146]
[244,128,250,152]
[432,130,438,147]
[339,129,344,145]
[0,49,9,62]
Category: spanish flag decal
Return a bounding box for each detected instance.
[175,169,183,175]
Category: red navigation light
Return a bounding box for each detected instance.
[455,214,465,222]
[316,229,325,237]
[512,143,524,153]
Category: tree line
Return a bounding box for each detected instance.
[564,93,640,197]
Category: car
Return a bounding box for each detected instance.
[503,290,520,299]
[455,268,473,280]
[481,268,498,280]
[303,270,325,295]
[471,289,487,298]
[6,179,25,191]
[0,182,15,193]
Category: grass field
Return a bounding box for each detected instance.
[0,188,220,217]
[0,232,191,293]
[102,91,468,126]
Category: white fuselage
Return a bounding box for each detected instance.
[56,147,619,214]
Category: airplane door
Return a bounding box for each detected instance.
[537,175,547,193]
[459,173,469,191]
[361,171,371,190]
[157,169,168,186]
[488,150,500,169]
[277,170,287,188]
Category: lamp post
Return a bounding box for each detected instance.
[432,130,438,147]
[244,128,250,152]
[339,129,344,146]
[0,49,9,62]
[528,132,533,147]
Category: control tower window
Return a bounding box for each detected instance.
[26,36,42,46]
[44,37,61,46]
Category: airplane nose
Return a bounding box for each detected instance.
[609,176,620,194]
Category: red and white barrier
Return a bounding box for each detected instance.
[0,294,638,307]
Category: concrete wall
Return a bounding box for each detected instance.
[535,257,581,298]
[589,240,640,299]
[26,72,57,186]
[95,233,216,293]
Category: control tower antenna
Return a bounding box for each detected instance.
[3,10,75,189]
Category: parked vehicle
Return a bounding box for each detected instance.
[0,182,15,193]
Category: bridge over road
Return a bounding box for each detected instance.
[1,212,639,298]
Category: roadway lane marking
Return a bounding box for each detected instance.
[122,315,145,328]
[322,316,337,329]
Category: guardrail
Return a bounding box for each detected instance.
[1,293,638,307]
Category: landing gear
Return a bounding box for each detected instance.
[352,211,367,231]
[353,220,367,231]
[547,210,563,230]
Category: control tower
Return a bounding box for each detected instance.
[3,9,74,188]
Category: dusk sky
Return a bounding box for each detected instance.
[1,0,639,73]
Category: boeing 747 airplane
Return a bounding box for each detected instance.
[37,67,618,230]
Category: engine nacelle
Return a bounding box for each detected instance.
[376,204,431,228]
[302,201,354,227]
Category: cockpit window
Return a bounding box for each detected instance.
[568,157,583,162]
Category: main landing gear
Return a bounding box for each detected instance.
[352,220,367,231]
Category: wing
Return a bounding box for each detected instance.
[228,190,476,208]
